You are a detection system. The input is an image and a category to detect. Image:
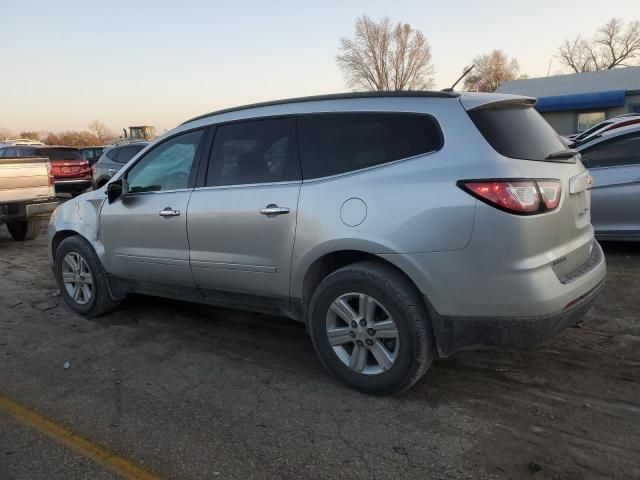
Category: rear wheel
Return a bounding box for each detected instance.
[6,220,40,241]
[308,261,435,395]
[54,236,121,317]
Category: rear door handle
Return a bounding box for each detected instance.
[260,204,290,217]
[159,207,181,218]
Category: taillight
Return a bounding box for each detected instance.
[46,162,55,187]
[458,179,562,215]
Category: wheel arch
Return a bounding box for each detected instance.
[295,247,429,326]
[51,230,79,261]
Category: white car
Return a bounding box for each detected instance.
[0,138,45,147]
[569,114,640,146]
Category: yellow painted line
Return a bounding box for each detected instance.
[0,395,161,480]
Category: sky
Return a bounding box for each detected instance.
[2,0,639,134]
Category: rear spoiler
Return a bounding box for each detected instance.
[460,93,537,111]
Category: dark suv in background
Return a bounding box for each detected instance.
[0,145,92,196]
[92,142,148,188]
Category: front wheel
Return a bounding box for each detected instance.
[54,236,121,317]
[308,261,435,395]
[7,220,40,241]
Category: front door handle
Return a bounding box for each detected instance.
[260,204,290,217]
[107,168,116,175]
[159,207,181,218]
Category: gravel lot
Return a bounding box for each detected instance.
[0,225,639,479]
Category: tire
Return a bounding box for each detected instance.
[54,236,121,317]
[308,261,435,395]
[7,220,40,241]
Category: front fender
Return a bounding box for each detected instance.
[47,190,106,266]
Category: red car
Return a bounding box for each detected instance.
[13,146,92,196]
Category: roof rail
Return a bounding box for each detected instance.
[182,91,460,125]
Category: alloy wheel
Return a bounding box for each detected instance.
[61,252,93,305]
[326,293,400,375]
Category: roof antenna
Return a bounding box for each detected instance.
[442,65,475,92]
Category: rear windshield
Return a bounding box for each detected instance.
[35,148,83,161]
[468,106,565,161]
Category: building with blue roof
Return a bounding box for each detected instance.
[496,67,640,135]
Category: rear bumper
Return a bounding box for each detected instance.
[0,200,58,222]
[429,278,605,357]
[55,179,92,193]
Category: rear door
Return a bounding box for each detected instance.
[579,132,640,236]
[187,117,301,301]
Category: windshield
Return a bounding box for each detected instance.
[468,106,566,161]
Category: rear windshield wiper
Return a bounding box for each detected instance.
[546,149,579,161]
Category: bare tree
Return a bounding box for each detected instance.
[558,18,640,73]
[0,128,14,141]
[19,130,47,142]
[88,120,113,144]
[337,15,435,91]
[463,50,520,92]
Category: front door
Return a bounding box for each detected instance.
[100,129,205,286]
[187,117,301,301]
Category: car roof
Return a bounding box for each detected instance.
[108,141,148,149]
[31,145,79,150]
[181,91,461,125]
[576,123,640,150]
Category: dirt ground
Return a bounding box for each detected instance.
[0,225,638,480]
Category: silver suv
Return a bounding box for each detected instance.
[48,92,606,394]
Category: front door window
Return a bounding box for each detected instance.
[127,130,203,192]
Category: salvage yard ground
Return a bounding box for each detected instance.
[0,226,639,479]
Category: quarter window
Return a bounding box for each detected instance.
[297,113,443,179]
[127,130,203,193]
[580,134,640,168]
[115,145,143,164]
[206,118,295,186]
[104,148,118,161]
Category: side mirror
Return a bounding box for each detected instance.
[107,179,124,203]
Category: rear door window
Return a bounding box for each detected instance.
[297,113,443,179]
[580,133,640,168]
[206,118,296,186]
[468,106,565,161]
[19,147,36,157]
[104,148,118,161]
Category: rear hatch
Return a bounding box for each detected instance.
[35,148,91,180]
[463,96,594,279]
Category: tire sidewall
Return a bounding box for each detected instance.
[309,268,425,394]
[54,238,100,315]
